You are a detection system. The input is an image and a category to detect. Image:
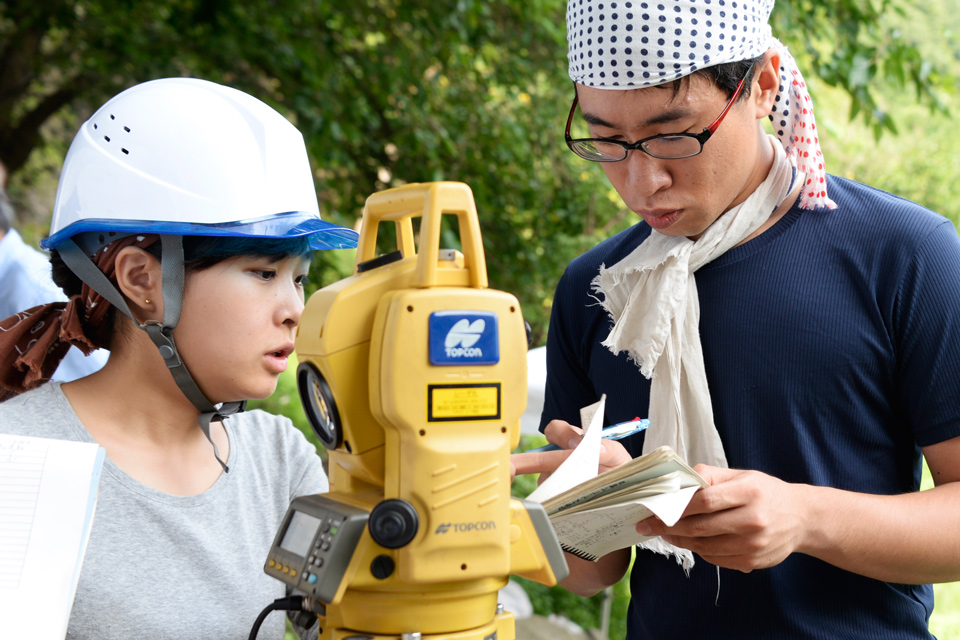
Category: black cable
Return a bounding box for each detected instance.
[248,595,305,640]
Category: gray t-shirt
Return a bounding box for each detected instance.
[0,382,328,640]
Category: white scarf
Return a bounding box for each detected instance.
[593,137,796,467]
[590,137,797,570]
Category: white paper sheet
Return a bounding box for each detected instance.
[526,395,606,504]
[0,434,104,640]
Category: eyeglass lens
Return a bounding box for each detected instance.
[570,136,704,161]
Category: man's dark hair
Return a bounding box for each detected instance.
[669,54,767,102]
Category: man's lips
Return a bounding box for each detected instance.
[638,208,683,231]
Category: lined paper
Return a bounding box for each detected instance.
[0,434,104,640]
[0,437,46,589]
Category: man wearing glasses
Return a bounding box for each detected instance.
[513,0,960,637]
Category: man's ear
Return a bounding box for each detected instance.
[114,246,162,323]
[752,49,782,119]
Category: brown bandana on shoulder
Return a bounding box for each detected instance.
[0,234,159,398]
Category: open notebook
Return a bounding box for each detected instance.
[527,396,706,562]
[0,434,105,639]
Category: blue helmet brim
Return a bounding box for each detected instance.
[41,211,358,252]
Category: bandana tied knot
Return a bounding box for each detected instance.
[0,235,157,398]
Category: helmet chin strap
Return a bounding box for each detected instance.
[59,234,239,472]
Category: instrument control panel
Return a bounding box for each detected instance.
[264,494,368,603]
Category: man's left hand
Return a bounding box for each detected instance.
[637,465,810,573]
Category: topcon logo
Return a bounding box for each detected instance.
[429,311,499,366]
[435,521,496,534]
[444,319,485,358]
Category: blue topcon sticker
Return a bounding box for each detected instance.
[429,311,500,366]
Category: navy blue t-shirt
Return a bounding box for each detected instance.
[542,176,960,639]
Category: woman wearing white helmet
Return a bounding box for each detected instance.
[0,78,357,639]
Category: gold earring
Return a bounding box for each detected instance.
[144,299,152,305]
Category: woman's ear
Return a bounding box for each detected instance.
[752,49,782,119]
[114,246,162,323]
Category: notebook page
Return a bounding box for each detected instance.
[0,434,104,640]
[527,395,606,504]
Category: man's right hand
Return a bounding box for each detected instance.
[510,418,633,482]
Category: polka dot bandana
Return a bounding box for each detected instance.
[566,0,836,209]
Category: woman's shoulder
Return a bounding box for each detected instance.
[227,408,328,495]
[0,383,79,440]
[227,408,320,464]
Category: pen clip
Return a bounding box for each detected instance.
[525,418,650,452]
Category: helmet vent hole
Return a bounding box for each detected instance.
[121,148,129,155]
[104,136,110,142]
[93,123,98,130]
[110,114,115,120]
[123,126,131,132]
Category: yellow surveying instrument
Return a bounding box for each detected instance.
[263,182,568,639]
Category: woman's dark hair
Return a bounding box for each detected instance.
[180,235,312,272]
[49,234,313,335]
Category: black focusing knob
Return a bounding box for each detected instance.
[369,499,419,549]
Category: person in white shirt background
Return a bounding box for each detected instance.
[0,162,108,384]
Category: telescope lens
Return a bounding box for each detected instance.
[297,361,343,449]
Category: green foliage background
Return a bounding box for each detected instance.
[3,0,958,344]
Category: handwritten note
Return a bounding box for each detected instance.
[0,434,104,640]
[550,478,700,560]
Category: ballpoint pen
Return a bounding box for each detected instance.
[525,418,651,453]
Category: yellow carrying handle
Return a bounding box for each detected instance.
[356,181,488,289]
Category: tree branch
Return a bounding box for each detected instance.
[0,80,83,175]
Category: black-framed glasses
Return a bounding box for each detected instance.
[564,69,751,162]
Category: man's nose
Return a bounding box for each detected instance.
[623,149,671,198]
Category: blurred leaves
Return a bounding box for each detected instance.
[771,0,955,139]
[1,0,957,339]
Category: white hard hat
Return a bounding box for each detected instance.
[46,78,357,472]
[42,77,356,251]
